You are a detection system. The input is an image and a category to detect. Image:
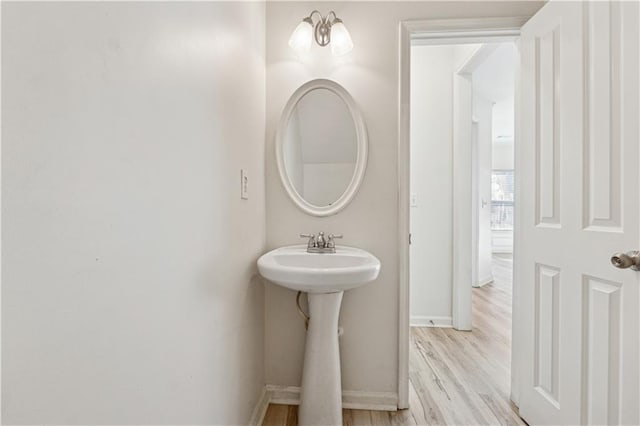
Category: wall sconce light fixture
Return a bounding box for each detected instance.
[289,11,353,56]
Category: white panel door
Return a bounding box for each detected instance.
[517,1,639,425]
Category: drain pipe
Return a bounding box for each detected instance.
[295,291,343,336]
[296,291,310,330]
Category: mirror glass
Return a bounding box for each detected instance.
[283,88,357,207]
[277,80,367,216]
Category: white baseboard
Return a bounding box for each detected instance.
[473,275,494,288]
[492,248,513,254]
[265,384,398,411]
[249,386,270,426]
[409,316,453,328]
[266,384,300,406]
[342,390,398,410]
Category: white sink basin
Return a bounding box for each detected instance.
[257,244,381,425]
[257,245,381,293]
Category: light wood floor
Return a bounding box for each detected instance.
[263,254,521,425]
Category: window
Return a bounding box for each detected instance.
[491,170,514,230]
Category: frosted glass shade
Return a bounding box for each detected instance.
[289,20,313,53]
[330,22,353,56]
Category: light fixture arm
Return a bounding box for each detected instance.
[307,10,323,21]
[304,10,340,47]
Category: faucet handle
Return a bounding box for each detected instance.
[300,233,316,248]
[326,234,343,248]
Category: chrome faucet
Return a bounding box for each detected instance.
[300,231,343,253]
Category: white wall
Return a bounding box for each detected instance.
[265,1,544,398]
[2,2,266,424]
[493,137,515,169]
[478,44,516,254]
[410,45,454,323]
[473,43,517,140]
[409,44,495,321]
[493,100,516,141]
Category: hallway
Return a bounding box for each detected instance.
[404,254,518,424]
[263,255,519,425]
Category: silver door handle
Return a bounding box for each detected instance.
[610,251,640,270]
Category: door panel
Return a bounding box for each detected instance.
[584,1,623,232]
[583,276,622,425]
[534,263,560,407]
[519,3,583,423]
[535,25,561,228]
[517,1,639,425]
[581,4,639,424]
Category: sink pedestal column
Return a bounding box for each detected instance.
[299,291,344,426]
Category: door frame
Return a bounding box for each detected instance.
[397,16,528,409]
[454,43,503,329]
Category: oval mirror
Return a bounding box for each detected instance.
[276,79,368,216]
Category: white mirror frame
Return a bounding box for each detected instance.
[275,79,368,217]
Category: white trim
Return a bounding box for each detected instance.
[412,35,518,46]
[410,316,453,328]
[266,385,300,406]
[472,119,480,319]
[398,15,528,411]
[510,36,523,408]
[342,390,398,411]
[492,247,514,254]
[473,275,494,288]
[457,43,499,74]
[452,69,474,332]
[405,17,529,39]
[456,43,508,332]
[397,20,411,411]
[266,385,398,411]
[249,386,270,426]
[274,79,368,217]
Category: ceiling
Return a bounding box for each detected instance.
[472,43,516,140]
[472,43,516,103]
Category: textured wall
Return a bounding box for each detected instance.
[2,2,266,424]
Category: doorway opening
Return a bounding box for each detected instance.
[408,40,518,423]
[398,17,524,421]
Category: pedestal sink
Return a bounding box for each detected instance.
[257,245,381,426]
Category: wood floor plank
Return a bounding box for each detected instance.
[415,328,503,425]
[389,409,417,426]
[389,387,418,426]
[406,375,440,426]
[342,409,354,426]
[478,393,523,426]
[262,254,523,426]
[263,404,289,426]
[415,335,487,423]
[408,367,455,425]
[350,409,372,425]
[437,332,518,423]
[285,405,298,426]
[370,410,392,425]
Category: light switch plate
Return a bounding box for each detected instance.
[410,192,418,207]
[241,169,248,200]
